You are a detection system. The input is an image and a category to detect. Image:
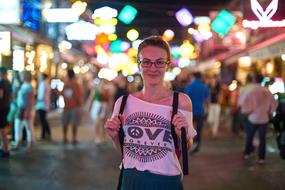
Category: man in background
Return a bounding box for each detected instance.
[0,67,12,157]
[184,72,210,153]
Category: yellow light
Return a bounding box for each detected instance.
[162,29,174,41]
[94,18,118,26]
[127,29,139,41]
[187,28,195,34]
[281,54,285,61]
[72,1,87,15]
[127,48,138,57]
[61,63,68,69]
[214,61,221,68]
[73,66,81,74]
[179,40,194,58]
[95,45,105,53]
[172,67,181,75]
[108,34,117,41]
[266,62,274,74]
[198,23,211,32]
[238,56,251,67]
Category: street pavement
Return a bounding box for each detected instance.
[0,112,285,190]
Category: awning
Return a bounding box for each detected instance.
[0,25,52,45]
[200,31,285,65]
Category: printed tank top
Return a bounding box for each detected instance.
[112,95,197,176]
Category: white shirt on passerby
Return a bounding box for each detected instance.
[35,80,50,111]
[238,83,257,114]
[241,85,277,124]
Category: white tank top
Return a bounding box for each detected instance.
[113,95,196,176]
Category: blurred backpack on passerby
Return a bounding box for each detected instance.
[273,93,285,160]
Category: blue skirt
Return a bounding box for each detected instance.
[121,168,183,190]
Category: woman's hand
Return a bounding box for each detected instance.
[172,112,189,140]
[104,115,124,140]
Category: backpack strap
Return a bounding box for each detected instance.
[118,95,128,155]
[171,92,179,149]
[171,91,189,175]
[117,95,128,190]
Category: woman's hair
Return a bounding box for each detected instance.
[137,35,171,62]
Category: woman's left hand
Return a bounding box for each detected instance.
[172,112,189,139]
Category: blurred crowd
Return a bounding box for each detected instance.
[0,66,284,162]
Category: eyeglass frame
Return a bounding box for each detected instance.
[138,58,170,68]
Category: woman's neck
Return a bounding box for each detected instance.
[137,85,171,103]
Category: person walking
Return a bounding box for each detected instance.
[0,67,12,157]
[207,75,221,138]
[7,71,21,143]
[184,72,209,153]
[35,73,51,140]
[13,70,35,153]
[61,69,83,144]
[240,73,277,164]
[104,36,196,190]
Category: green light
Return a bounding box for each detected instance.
[110,40,123,53]
[211,9,236,36]
[118,5,137,24]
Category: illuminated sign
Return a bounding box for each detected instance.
[65,21,99,40]
[0,0,20,24]
[175,8,193,26]
[22,0,41,31]
[243,0,285,28]
[211,10,236,36]
[44,8,79,23]
[0,31,11,56]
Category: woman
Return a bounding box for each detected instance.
[13,70,35,152]
[104,36,196,190]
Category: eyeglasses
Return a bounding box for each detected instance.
[138,59,169,68]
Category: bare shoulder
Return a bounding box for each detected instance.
[178,92,192,112]
[114,95,125,107]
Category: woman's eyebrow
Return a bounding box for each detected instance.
[142,57,165,60]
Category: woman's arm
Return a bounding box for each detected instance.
[173,93,195,148]
[104,96,125,154]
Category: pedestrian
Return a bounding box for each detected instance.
[35,73,51,141]
[61,69,83,144]
[7,71,21,143]
[0,67,12,157]
[240,73,277,164]
[207,75,221,138]
[184,72,210,153]
[13,70,35,153]
[104,36,196,190]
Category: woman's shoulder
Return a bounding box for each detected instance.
[178,92,192,112]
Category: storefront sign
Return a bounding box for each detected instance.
[0,0,20,24]
[243,0,285,29]
[249,40,285,60]
[0,31,11,56]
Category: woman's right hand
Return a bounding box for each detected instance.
[104,115,123,140]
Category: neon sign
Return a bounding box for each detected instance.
[242,0,285,29]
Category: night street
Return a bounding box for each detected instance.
[1,113,284,190]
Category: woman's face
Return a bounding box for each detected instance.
[138,46,169,86]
